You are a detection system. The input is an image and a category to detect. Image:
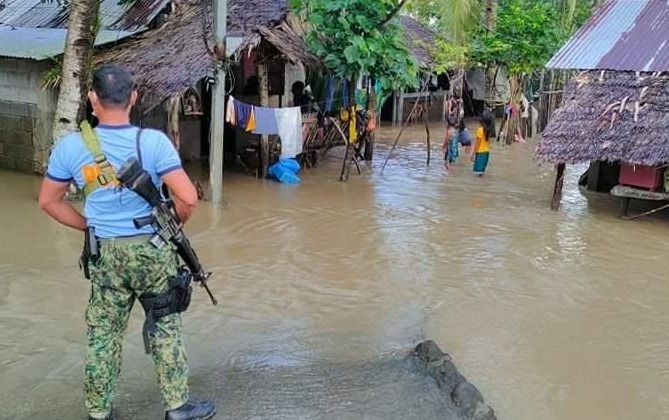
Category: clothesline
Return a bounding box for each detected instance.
[226,97,300,111]
[226,96,303,159]
[224,95,355,114]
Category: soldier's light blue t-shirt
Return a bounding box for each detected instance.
[46,124,182,239]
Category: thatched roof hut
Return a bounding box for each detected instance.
[95,0,319,111]
[95,1,210,111]
[536,71,669,166]
[236,14,320,68]
[399,16,435,69]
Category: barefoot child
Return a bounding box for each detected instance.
[472,113,494,176]
[442,118,459,170]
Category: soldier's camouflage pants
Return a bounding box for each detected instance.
[85,240,189,418]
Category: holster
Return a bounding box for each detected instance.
[79,226,99,279]
[138,268,193,354]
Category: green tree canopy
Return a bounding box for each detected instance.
[407,0,598,74]
[469,0,568,74]
[407,0,481,44]
[290,0,419,90]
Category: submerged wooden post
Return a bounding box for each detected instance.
[364,76,377,161]
[258,60,270,179]
[340,76,357,181]
[208,0,227,203]
[380,83,429,175]
[423,89,431,166]
[551,163,566,210]
[392,90,398,126]
[442,90,448,122]
[527,100,533,138]
[398,89,405,125]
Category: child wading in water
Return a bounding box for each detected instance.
[458,119,473,157]
[472,112,494,176]
[442,117,459,170]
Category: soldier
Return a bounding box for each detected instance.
[38,65,216,420]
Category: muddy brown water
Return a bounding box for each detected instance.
[1,123,669,419]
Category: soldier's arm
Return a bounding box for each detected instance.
[38,179,87,231]
[162,169,198,223]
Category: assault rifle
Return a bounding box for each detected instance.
[117,157,217,305]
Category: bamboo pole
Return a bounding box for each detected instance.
[258,61,270,179]
[328,117,353,180]
[424,88,431,166]
[364,76,377,161]
[380,82,429,175]
[340,76,358,181]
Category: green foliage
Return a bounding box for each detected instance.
[407,0,481,45]
[406,0,481,71]
[571,0,599,30]
[433,39,469,72]
[408,0,597,73]
[291,0,419,90]
[43,57,62,90]
[469,0,569,74]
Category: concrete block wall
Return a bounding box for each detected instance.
[0,100,37,172]
[0,58,56,173]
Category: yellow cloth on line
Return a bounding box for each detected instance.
[245,107,256,132]
[348,106,356,143]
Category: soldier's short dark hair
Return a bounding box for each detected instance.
[91,65,135,109]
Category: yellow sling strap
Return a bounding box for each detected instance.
[80,121,117,198]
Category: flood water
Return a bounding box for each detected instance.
[1,123,669,419]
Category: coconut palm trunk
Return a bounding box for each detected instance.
[484,0,498,109]
[51,0,99,147]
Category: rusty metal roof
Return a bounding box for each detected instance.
[547,0,669,71]
[0,0,169,31]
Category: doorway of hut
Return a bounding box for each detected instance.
[197,78,251,175]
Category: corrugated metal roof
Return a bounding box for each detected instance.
[547,0,669,71]
[0,0,169,31]
[0,27,134,60]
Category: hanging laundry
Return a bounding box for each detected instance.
[225,96,236,125]
[275,107,303,159]
[245,107,257,132]
[234,100,253,129]
[348,105,356,143]
[252,107,279,135]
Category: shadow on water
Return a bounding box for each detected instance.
[1,122,669,419]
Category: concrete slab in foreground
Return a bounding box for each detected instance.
[13,341,496,420]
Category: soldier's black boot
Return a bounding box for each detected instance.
[88,413,113,420]
[165,399,216,420]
